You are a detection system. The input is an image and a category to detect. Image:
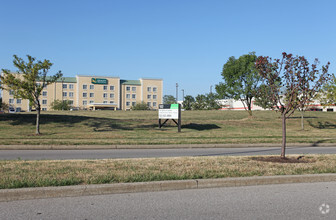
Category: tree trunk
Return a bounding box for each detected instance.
[281,114,286,158]
[301,111,304,130]
[36,106,41,135]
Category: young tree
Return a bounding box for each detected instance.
[205,93,220,110]
[50,99,72,111]
[182,95,195,110]
[319,74,336,108]
[1,55,62,134]
[163,95,176,104]
[216,52,261,116]
[256,52,331,158]
[193,94,207,110]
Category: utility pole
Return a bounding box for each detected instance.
[210,85,213,94]
[176,83,178,103]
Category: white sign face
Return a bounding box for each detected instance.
[159,109,179,119]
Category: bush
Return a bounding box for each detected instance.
[131,102,150,110]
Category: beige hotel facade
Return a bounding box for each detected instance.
[1,74,163,112]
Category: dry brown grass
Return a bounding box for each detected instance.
[1,154,335,189]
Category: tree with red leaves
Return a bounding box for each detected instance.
[255,52,331,158]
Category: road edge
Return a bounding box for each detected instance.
[1,174,336,202]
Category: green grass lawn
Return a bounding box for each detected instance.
[0,110,335,145]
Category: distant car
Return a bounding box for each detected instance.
[8,107,16,113]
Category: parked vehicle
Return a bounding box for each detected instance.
[8,107,16,113]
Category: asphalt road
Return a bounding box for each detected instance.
[1,146,336,160]
[1,182,335,219]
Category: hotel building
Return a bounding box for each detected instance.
[1,74,163,112]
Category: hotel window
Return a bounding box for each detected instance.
[42,108,47,111]
[9,99,14,104]
[16,99,22,104]
[9,90,14,95]
[83,85,87,90]
[103,93,107,98]
[132,102,136,106]
[90,85,94,90]
[153,95,157,100]
[132,87,136,92]
[147,87,151,92]
[63,92,67,97]
[126,94,130,99]
[68,100,74,105]
[153,87,157,92]
[126,86,130,91]
[83,100,87,105]
[132,94,136,99]
[110,101,114,104]
[153,102,157,107]
[42,91,47,96]
[126,101,130,106]
[42,100,47,105]
[147,95,151,99]
[90,93,94,98]
[110,86,114,91]
[83,93,87,98]
[69,92,74,98]
[69,84,74,90]
[103,101,108,104]
[103,85,108,90]
[63,84,67,89]
[16,107,21,112]
[147,102,151,107]
[89,100,94,104]
[110,93,114,98]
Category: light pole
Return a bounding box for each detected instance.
[181,89,184,102]
[176,83,178,103]
[210,85,213,94]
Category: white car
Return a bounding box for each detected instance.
[8,107,16,113]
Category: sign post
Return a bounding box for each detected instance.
[158,104,181,132]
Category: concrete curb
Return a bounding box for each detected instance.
[1,174,336,202]
[0,143,335,150]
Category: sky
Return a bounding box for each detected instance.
[1,0,335,100]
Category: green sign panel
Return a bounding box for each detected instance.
[91,78,108,84]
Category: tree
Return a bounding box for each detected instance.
[182,95,195,110]
[163,95,176,104]
[216,52,261,116]
[193,94,207,110]
[0,55,62,134]
[205,93,220,110]
[254,84,277,110]
[131,102,150,110]
[319,74,336,108]
[256,52,331,158]
[50,99,72,111]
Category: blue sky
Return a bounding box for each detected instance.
[1,0,335,100]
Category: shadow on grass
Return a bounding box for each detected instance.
[182,123,221,131]
[0,113,132,131]
[308,120,336,129]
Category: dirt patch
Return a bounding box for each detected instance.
[251,156,314,163]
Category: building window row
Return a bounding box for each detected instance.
[62,84,74,90]
[147,95,157,100]
[82,85,115,91]
[126,86,137,92]
[147,87,158,93]
[9,98,22,104]
[83,100,115,106]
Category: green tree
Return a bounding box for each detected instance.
[131,102,150,110]
[0,55,62,134]
[319,74,336,107]
[182,95,195,110]
[50,99,72,110]
[216,52,261,116]
[163,95,176,104]
[205,93,220,110]
[256,52,331,158]
[193,94,207,110]
[254,84,276,110]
